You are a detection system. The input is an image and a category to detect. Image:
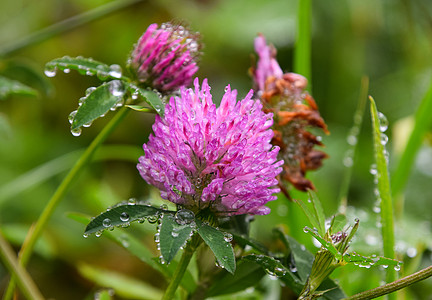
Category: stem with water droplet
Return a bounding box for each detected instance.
[3,107,129,300]
[345,265,432,300]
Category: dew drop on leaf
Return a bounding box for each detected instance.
[175,209,195,225]
[109,64,122,79]
[378,112,388,132]
[44,65,57,77]
[102,218,112,228]
[85,87,96,96]
[68,110,77,124]
[223,232,233,243]
[71,127,82,137]
[120,212,130,222]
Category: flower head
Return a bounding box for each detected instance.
[251,34,328,197]
[137,78,283,216]
[129,23,201,93]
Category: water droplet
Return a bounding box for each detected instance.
[102,218,112,228]
[95,231,103,237]
[154,233,160,243]
[223,232,233,243]
[406,247,417,258]
[63,68,70,73]
[71,127,82,136]
[68,110,77,124]
[44,65,57,77]
[159,255,166,264]
[96,65,109,80]
[159,204,168,210]
[378,112,388,132]
[109,80,125,97]
[343,156,353,167]
[274,266,287,276]
[109,64,122,78]
[171,231,179,238]
[382,264,389,269]
[380,133,388,145]
[128,198,137,205]
[120,212,130,222]
[83,120,93,128]
[83,233,89,238]
[175,209,195,225]
[394,264,401,271]
[347,135,357,146]
[369,164,377,175]
[85,87,96,96]
[147,215,159,223]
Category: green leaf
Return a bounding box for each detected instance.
[45,56,125,81]
[0,75,37,99]
[230,232,268,254]
[206,260,266,297]
[370,96,396,284]
[125,105,154,112]
[308,190,326,237]
[71,81,125,130]
[68,212,196,293]
[303,227,342,261]
[84,204,168,235]
[78,263,162,300]
[295,198,324,237]
[343,252,401,269]
[159,214,194,264]
[125,82,165,117]
[196,220,236,274]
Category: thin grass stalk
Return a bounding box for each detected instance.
[0,0,144,57]
[3,107,129,300]
[294,0,312,85]
[337,76,369,211]
[0,232,45,300]
[391,81,432,198]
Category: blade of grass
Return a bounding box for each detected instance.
[294,0,312,85]
[391,81,432,197]
[0,0,144,57]
[0,232,45,300]
[369,96,396,291]
[0,144,141,205]
[338,76,369,211]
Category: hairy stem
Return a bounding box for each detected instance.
[3,107,129,300]
[345,265,432,300]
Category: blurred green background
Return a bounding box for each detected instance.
[1,0,432,299]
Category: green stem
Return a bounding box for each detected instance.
[3,107,129,300]
[344,265,432,300]
[0,232,45,300]
[162,242,196,300]
[294,0,312,84]
[0,0,143,57]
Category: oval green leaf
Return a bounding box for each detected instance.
[71,81,124,130]
[125,82,165,117]
[45,56,125,81]
[0,76,38,100]
[159,214,194,264]
[84,204,168,235]
[196,220,236,274]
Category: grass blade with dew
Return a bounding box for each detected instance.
[369,96,396,291]
[338,76,369,212]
